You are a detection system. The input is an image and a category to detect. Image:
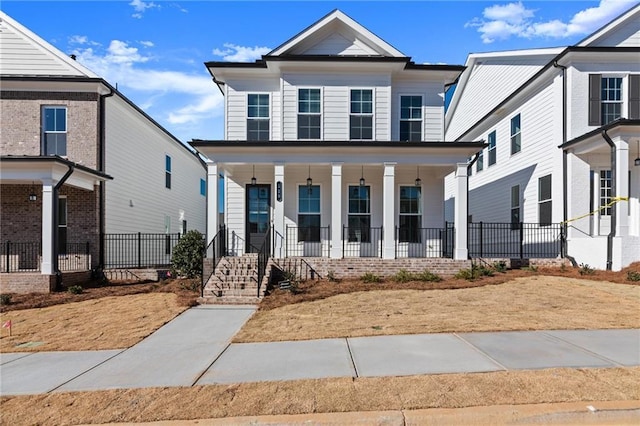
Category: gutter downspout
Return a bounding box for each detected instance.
[98,87,115,270]
[553,60,569,260]
[53,164,75,288]
[602,129,616,271]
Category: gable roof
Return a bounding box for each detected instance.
[268,9,405,57]
[0,11,98,78]
[576,3,640,47]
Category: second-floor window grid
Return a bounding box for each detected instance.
[399,186,421,243]
[400,95,422,141]
[247,94,269,140]
[600,170,612,216]
[165,155,172,189]
[601,77,622,125]
[488,131,497,166]
[43,106,67,156]
[298,185,321,242]
[510,114,521,155]
[350,89,373,140]
[348,185,371,242]
[298,89,321,139]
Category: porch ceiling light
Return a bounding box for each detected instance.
[360,166,365,186]
[251,165,257,186]
[415,166,422,187]
[307,165,313,188]
[635,140,640,167]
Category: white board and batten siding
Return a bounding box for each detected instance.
[103,95,206,235]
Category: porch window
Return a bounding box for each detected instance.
[165,155,171,189]
[488,130,496,166]
[247,94,269,140]
[348,185,370,242]
[400,95,422,141]
[350,89,373,140]
[298,185,321,242]
[600,170,612,216]
[42,106,67,156]
[298,89,321,139]
[58,196,67,254]
[399,186,421,243]
[510,114,521,155]
[511,185,520,230]
[476,150,484,172]
[538,174,552,226]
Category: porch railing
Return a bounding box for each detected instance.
[343,226,383,258]
[102,233,181,269]
[468,222,564,258]
[284,225,330,258]
[1,241,91,273]
[395,226,455,258]
[256,226,273,298]
[201,226,227,297]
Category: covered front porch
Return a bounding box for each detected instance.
[191,141,484,261]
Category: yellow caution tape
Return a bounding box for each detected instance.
[561,196,629,225]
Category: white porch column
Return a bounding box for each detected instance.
[41,179,54,275]
[273,163,285,258]
[383,162,396,259]
[454,163,468,260]
[331,163,343,259]
[615,141,629,236]
[206,161,219,245]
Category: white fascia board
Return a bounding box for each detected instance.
[0,78,110,94]
[0,160,108,190]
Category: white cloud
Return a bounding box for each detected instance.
[139,40,155,48]
[467,0,637,43]
[129,0,158,19]
[212,43,271,62]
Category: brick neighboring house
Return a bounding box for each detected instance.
[0,11,206,293]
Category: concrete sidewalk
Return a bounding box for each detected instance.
[0,304,638,396]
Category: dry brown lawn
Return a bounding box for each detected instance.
[0,367,638,425]
[234,276,640,343]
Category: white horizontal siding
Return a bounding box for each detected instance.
[391,80,444,141]
[225,78,280,141]
[301,33,378,56]
[104,95,206,235]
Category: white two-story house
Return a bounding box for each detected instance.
[445,4,640,270]
[192,10,484,265]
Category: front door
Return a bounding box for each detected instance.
[246,184,271,253]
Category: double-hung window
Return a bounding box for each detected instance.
[511,185,520,230]
[488,130,497,166]
[247,94,269,140]
[298,185,321,242]
[350,89,373,140]
[589,74,640,125]
[165,155,172,189]
[298,89,321,139]
[538,175,552,226]
[399,186,421,243]
[399,95,422,141]
[348,185,370,242]
[42,106,67,156]
[510,114,521,155]
[601,77,623,125]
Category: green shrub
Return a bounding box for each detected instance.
[627,270,640,282]
[171,230,205,279]
[361,272,382,283]
[68,285,83,294]
[579,263,595,275]
[455,264,494,281]
[493,261,508,273]
[454,268,474,280]
[0,294,12,306]
[393,269,414,283]
[416,269,442,282]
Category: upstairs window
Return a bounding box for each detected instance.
[400,95,422,141]
[350,89,373,140]
[165,155,172,189]
[488,131,497,166]
[298,89,321,139]
[510,114,521,155]
[601,77,623,125]
[538,174,552,226]
[589,75,640,125]
[298,185,321,242]
[200,178,206,196]
[42,106,67,156]
[247,94,269,140]
[399,186,421,243]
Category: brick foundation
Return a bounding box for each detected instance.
[0,273,55,294]
[473,258,571,269]
[294,258,473,279]
[103,269,171,282]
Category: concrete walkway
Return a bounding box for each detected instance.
[1,305,638,396]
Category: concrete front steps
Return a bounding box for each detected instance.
[199,254,271,305]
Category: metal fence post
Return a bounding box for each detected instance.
[519,223,524,259]
[137,232,142,269]
[86,241,90,270]
[479,222,483,258]
[5,241,10,273]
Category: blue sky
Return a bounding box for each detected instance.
[2,1,636,143]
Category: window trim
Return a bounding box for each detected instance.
[398,185,422,243]
[349,88,375,141]
[399,94,423,142]
[297,87,322,140]
[165,155,172,189]
[487,130,497,166]
[599,169,612,216]
[600,75,624,126]
[347,184,371,242]
[510,113,521,155]
[246,92,271,141]
[42,105,68,156]
[538,174,552,226]
[297,183,322,242]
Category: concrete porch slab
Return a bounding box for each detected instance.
[545,329,640,366]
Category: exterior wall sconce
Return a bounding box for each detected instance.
[251,165,257,186]
[307,165,313,187]
[635,140,640,167]
[359,165,365,186]
[29,182,37,201]
[415,165,422,187]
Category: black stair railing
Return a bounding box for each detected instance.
[201,225,227,297]
[256,226,273,298]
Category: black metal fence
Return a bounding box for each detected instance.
[395,226,455,258]
[201,226,227,296]
[102,233,181,269]
[343,226,383,258]
[468,222,564,258]
[1,241,91,272]
[59,242,91,271]
[285,226,330,257]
